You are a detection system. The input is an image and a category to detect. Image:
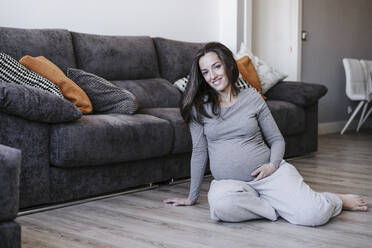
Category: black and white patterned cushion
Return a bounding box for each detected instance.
[236,73,253,90]
[173,73,252,92]
[67,68,138,114]
[173,76,190,92]
[0,53,63,97]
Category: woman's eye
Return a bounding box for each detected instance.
[202,71,208,76]
[215,64,221,69]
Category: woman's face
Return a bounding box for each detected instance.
[199,52,230,93]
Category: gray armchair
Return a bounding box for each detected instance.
[0,144,21,248]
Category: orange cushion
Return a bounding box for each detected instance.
[236,56,265,99]
[19,56,93,114]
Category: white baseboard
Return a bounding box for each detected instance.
[318,120,358,135]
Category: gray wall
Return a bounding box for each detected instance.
[237,0,244,51]
[302,0,372,123]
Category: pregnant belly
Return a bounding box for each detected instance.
[209,142,271,181]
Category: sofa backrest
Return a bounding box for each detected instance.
[71,32,160,81]
[0,27,203,108]
[111,78,182,109]
[153,38,205,83]
[0,27,76,73]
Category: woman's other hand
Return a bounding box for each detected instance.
[251,163,277,182]
[163,198,194,206]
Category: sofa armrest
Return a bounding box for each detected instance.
[1,112,52,208]
[265,81,328,107]
[0,144,21,221]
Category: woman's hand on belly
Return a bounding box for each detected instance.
[251,163,277,182]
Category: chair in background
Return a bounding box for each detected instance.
[341,58,371,135]
[359,59,372,130]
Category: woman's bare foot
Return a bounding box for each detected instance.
[337,194,368,211]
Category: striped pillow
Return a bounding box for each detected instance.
[0,53,63,97]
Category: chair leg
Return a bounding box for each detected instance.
[361,104,372,125]
[341,101,365,135]
[357,102,368,132]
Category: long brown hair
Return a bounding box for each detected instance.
[181,42,240,124]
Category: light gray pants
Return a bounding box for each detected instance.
[208,160,343,226]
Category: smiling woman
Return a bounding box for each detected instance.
[164,42,368,226]
[199,52,237,107]
[181,42,241,124]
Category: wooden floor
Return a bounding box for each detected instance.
[18,130,372,248]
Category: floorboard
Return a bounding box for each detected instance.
[17,130,372,248]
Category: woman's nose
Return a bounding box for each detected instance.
[210,70,217,80]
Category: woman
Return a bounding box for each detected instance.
[164,42,367,226]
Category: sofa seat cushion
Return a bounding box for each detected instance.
[139,108,192,154]
[111,78,181,108]
[267,100,305,136]
[71,32,160,80]
[50,114,173,168]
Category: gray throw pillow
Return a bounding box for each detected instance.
[0,80,82,123]
[67,68,138,114]
[0,53,63,97]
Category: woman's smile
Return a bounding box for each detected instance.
[198,51,230,93]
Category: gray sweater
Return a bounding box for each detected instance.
[188,88,285,202]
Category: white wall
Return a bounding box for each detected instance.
[0,0,223,43]
[252,0,301,81]
[0,0,243,53]
[219,0,239,53]
[1,0,302,77]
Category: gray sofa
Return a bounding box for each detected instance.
[0,26,327,210]
[0,144,21,248]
